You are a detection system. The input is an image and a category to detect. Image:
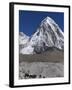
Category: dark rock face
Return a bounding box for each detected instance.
[24,73,37,79]
[34,45,49,54]
[29,75,37,78]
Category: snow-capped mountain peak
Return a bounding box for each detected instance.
[20,16,64,54]
[41,16,64,36]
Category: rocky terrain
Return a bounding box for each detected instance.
[19,62,64,79]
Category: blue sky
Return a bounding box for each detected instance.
[19,10,64,36]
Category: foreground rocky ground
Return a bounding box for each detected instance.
[19,62,64,79]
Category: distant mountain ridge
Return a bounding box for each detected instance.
[19,16,64,54]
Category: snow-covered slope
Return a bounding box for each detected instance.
[20,16,64,54]
[19,32,29,45]
[19,32,29,52]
